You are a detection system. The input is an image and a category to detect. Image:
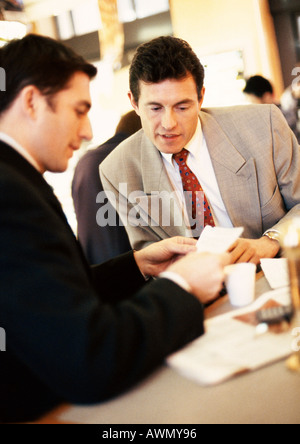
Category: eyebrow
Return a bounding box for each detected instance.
[76,100,92,111]
[146,99,195,107]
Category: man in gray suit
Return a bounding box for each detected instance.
[100,36,300,265]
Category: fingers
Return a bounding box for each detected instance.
[228,240,260,264]
[195,254,227,303]
[161,237,197,256]
[218,252,232,268]
[173,236,198,246]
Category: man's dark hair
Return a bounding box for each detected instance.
[243,75,273,98]
[0,34,97,114]
[129,36,205,103]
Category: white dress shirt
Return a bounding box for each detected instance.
[161,119,233,228]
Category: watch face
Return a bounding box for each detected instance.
[266,232,279,241]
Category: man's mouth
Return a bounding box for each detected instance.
[160,134,180,140]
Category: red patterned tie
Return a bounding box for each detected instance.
[173,148,215,235]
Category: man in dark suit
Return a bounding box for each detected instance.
[0,34,228,423]
[72,111,141,264]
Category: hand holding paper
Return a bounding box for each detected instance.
[167,251,230,304]
[166,227,242,304]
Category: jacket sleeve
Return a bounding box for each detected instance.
[90,250,147,303]
[100,160,165,250]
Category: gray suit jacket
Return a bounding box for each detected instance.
[100,105,300,250]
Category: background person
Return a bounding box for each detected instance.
[72,111,141,264]
[243,75,278,105]
[280,63,300,143]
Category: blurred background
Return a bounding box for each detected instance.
[1,0,300,231]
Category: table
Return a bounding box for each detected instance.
[32,274,300,424]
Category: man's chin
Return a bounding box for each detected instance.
[155,134,186,153]
[157,146,183,155]
[47,162,69,174]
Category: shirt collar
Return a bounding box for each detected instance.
[0,132,42,173]
[161,118,202,167]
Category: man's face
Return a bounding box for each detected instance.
[129,74,204,154]
[32,72,93,173]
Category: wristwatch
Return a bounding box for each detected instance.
[264,231,282,257]
[263,230,281,242]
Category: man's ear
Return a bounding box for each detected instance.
[19,85,42,120]
[128,91,140,116]
[198,86,205,110]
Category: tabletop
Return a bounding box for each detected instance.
[30,273,300,425]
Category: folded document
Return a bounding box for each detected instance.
[167,288,292,386]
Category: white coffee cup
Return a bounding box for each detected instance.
[225,263,256,307]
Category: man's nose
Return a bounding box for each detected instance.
[161,109,177,130]
[80,116,93,142]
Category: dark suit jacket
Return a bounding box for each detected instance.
[72,133,131,265]
[0,141,204,423]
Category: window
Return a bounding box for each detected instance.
[117,0,136,22]
[56,11,74,40]
[134,0,169,19]
[55,0,172,64]
[56,0,102,39]
[72,0,102,37]
[117,0,169,23]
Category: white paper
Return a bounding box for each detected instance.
[167,288,293,386]
[196,226,244,254]
[260,258,289,289]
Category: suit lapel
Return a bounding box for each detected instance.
[0,142,95,279]
[200,111,262,238]
[0,141,69,224]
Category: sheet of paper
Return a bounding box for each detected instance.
[260,258,289,289]
[196,226,244,254]
[167,288,292,386]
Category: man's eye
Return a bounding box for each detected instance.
[76,110,85,117]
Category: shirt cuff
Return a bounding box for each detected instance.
[159,271,192,294]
